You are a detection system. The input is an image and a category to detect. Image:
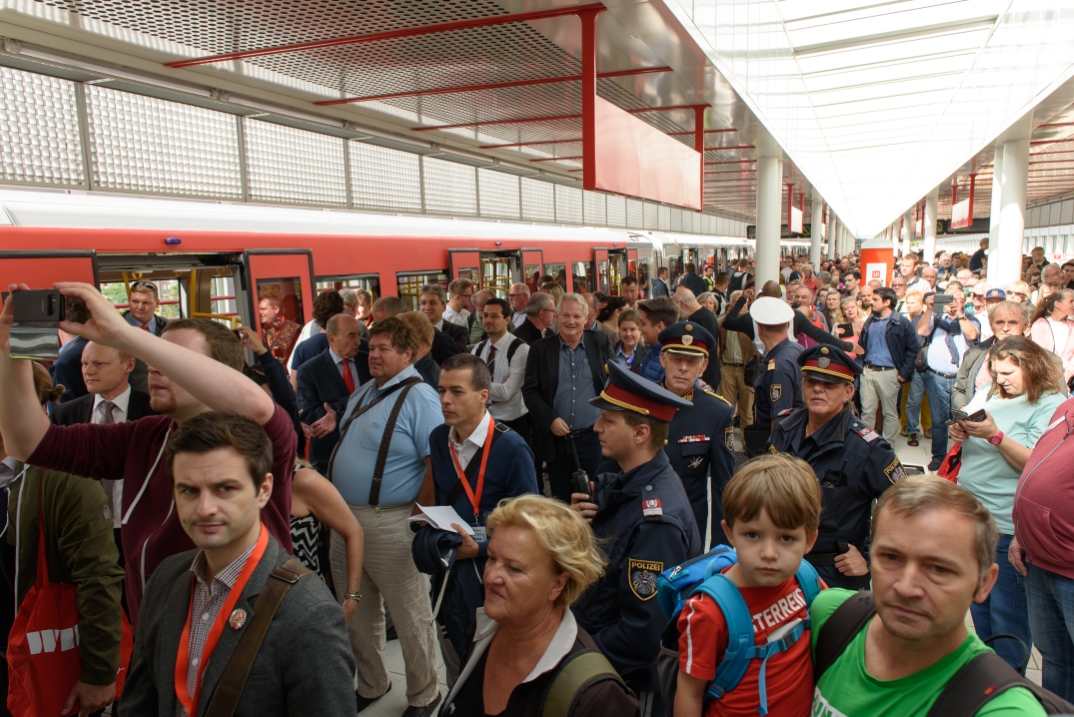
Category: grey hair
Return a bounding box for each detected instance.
[557,292,589,317]
[526,292,554,317]
[420,284,447,305]
[339,288,358,307]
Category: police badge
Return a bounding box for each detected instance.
[770,384,782,401]
[628,559,663,601]
[818,356,831,369]
[682,334,693,346]
[724,426,734,451]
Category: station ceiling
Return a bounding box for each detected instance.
[1,0,1072,238]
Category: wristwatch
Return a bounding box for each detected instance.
[988,431,1005,446]
[344,591,363,604]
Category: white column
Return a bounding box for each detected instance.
[987,144,1005,286]
[891,221,899,255]
[993,139,1030,289]
[902,210,914,257]
[923,187,938,265]
[827,213,837,259]
[810,188,823,268]
[755,126,783,287]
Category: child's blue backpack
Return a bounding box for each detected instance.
[655,545,822,716]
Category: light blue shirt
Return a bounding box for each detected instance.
[864,316,894,367]
[959,390,1066,534]
[925,314,978,374]
[553,337,600,430]
[329,364,443,507]
[124,311,160,333]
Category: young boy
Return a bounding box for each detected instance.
[675,454,823,717]
[636,297,679,383]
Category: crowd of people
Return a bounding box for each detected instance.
[0,240,1072,717]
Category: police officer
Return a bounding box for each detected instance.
[571,361,701,716]
[744,297,804,457]
[769,344,905,590]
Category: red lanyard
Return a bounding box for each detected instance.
[448,415,495,518]
[174,524,269,716]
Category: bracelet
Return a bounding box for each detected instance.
[344,591,362,603]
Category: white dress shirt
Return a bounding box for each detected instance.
[512,312,526,328]
[329,348,360,391]
[0,456,18,490]
[472,333,529,421]
[443,305,470,326]
[449,410,492,468]
[93,384,132,527]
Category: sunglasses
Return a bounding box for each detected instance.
[130,281,158,294]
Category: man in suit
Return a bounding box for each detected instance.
[51,297,92,403]
[514,292,555,345]
[123,282,167,392]
[121,411,354,716]
[678,261,707,297]
[297,313,367,473]
[420,284,468,353]
[650,267,671,298]
[522,292,611,503]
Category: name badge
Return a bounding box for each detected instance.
[472,526,487,543]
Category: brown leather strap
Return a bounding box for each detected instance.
[327,376,421,484]
[203,558,311,717]
[368,377,423,506]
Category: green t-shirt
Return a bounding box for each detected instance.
[810,590,1045,717]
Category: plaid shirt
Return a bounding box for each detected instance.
[177,540,258,717]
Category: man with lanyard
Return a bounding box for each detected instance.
[745,297,804,457]
[427,354,537,683]
[310,317,443,716]
[770,345,903,590]
[571,361,699,716]
[918,285,980,471]
[121,412,354,716]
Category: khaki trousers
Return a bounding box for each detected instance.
[330,503,440,706]
[720,364,755,425]
[860,367,900,442]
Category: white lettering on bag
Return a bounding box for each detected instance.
[23,625,80,655]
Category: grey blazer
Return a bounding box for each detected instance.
[119,536,355,717]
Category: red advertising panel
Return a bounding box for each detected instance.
[591,97,702,210]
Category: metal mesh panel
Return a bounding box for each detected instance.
[607,194,627,228]
[0,67,83,186]
[423,157,477,216]
[521,177,554,222]
[244,119,346,205]
[86,86,241,197]
[350,141,422,213]
[643,202,658,230]
[658,205,671,231]
[626,199,644,229]
[691,212,702,234]
[584,191,606,226]
[478,168,519,219]
[555,185,582,224]
[670,208,682,232]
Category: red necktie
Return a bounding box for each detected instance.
[141,324,149,331]
[341,358,355,394]
[486,344,497,376]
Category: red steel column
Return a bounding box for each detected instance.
[580,7,604,191]
[786,183,794,233]
[968,174,976,223]
[694,105,706,212]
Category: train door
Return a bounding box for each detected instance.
[522,248,543,293]
[244,249,315,336]
[607,248,628,295]
[480,251,521,300]
[0,250,98,291]
[593,248,610,294]
[448,249,481,284]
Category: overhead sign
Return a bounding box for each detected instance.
[790,206,803,234]
[951,198,971,229]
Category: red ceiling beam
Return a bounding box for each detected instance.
[706,159,757,165]
[1031,139,1074,146]
[165,3,608,68]
[413,114,581,131]
[315,66,671,107]
[529,155,582,163]
[1039,122,1074,127]
[704,145,756,151]
[669,129,737,137]
[479,138,581,149]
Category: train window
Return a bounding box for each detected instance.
[316,275,380,300]
[635,260,650,293]
[103,279,183,320]
[571,262,591,293]
[481,258,512,300]
[256,278,303,332]
[524,264,541,293]
[210,276,238,321]
[397,271,448,312]
[544,263,567,289]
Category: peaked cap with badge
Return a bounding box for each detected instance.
[797,344,862,385]
[589,359,692,423]
[657,321,716,358]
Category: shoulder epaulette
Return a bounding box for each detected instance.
[777,408,794,417]
[852,422,880,443]
[703,387,732,406]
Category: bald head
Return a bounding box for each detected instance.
[326,313,361,359]
[760,281,782,298]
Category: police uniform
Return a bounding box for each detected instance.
[657,322,735,550]
[769,345,905,590]
[745,298,804,455]
[572,361,702,713]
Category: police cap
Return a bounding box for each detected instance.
[749,297,795,326]
[797,344,862,384]
[590,360,692,422]
[658,321,715,358]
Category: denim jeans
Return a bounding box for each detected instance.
[904,371,927,434]
[1026,563,1074,700]
[970,534,1033,673]
[922,370,955,463]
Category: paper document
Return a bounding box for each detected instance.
[408,505,474,535]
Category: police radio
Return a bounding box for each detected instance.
[568,435,591,497]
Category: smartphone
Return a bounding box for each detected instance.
[946,408,987,426]
[12,290,64,323]
[933,294,954,315]
[10,290,64,360]
[837,322,854,337]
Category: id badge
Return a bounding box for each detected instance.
[472,526,487,543]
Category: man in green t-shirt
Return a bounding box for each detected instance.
[810,476,1045,716]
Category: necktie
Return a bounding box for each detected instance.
[341,358,356,394]
[141,323,149,331]
[99,401,116,519]
[99,400,116,425]
[486,344,497,377]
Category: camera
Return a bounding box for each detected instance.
[9,289,76,361]
[933,294,954,315]
[13,290,65,323]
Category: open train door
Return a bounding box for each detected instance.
[243,249,315,335]
[0,250,99,294]
[593,248,610,294]
[448,249,482,285]
[521,248,543,292]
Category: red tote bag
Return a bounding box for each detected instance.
[7,477,133,716]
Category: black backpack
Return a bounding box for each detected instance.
[814,591,1074,716]
[475,336,522,367]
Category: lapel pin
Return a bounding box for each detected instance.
[229,608,247,631]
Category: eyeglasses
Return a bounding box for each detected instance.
[480,312,505,320]
[508,293,524,298]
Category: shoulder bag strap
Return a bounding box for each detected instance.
[203,558,312,717]
[925,651,1031,717]
[539,649,626,717]
[327,378,414,483]
[368,377,424,506]
[813,591,876,683]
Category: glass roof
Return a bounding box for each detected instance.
[672,0,1074,236]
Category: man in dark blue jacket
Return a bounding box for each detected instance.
[428,353,537,682]
[570,361,700,716]
[857,286,919,442]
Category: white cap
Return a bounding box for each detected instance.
[749,297,795,325]
[971,282,990,296]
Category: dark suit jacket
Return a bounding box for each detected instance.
[513,318,546,346]
[430,328,462,365]
[52,337,88,404]
[522,333,611,463]
[297,349,370,469]
[118,536,355,717]
[439,320,468,352]
[51,388,154,426]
